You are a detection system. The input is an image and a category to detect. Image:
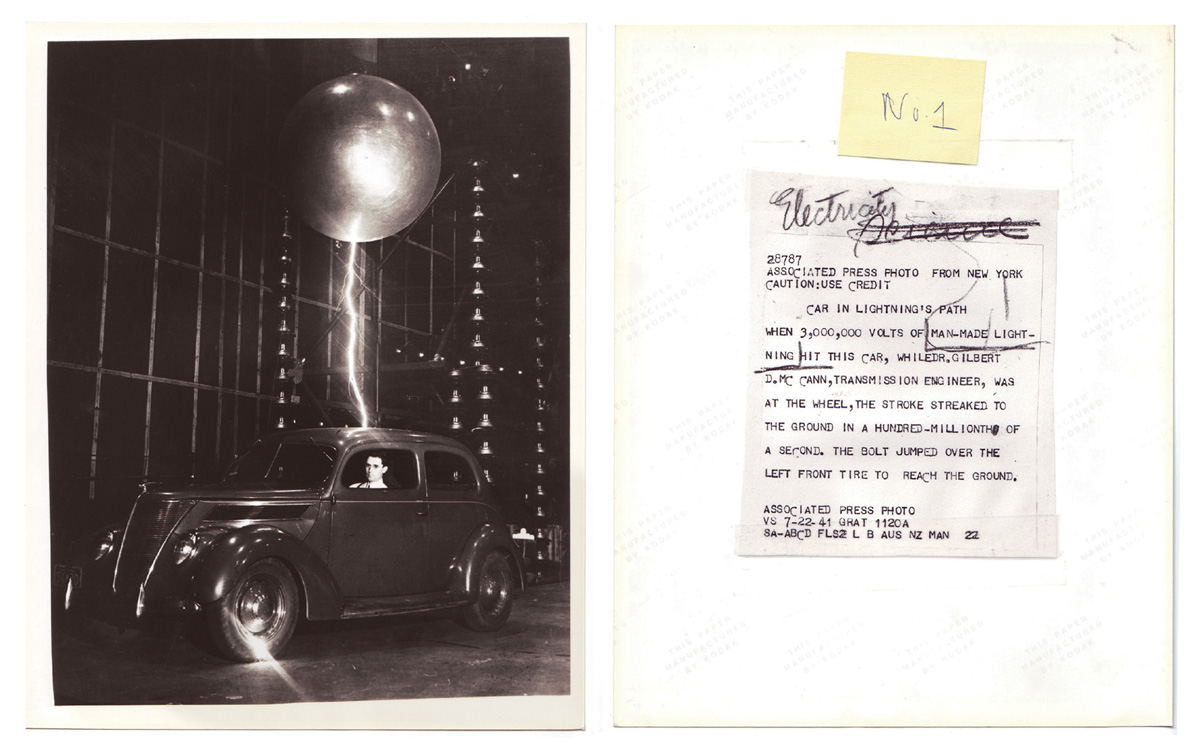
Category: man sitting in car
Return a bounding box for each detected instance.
[352,455,388,488]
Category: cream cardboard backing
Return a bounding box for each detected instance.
[615,26,1172,726]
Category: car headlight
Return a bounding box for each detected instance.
[173,528,224,565]
[93,529,117,561]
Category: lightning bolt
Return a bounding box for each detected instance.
[344,242,370,427]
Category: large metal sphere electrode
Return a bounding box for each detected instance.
[279,74,442,243]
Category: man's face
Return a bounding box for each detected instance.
[365,456,386,484]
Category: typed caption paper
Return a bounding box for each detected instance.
[739,174,1057,557]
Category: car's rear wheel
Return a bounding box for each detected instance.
[206,557,298,662]
[462,550,514,631]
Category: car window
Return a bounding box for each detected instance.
[341,449,419,490]
[225,440,336,489]
[426,450,478,492]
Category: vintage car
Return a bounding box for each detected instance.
[60,427,523,662]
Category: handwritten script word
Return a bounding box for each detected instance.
[882,92,956,131]
[848,217,1039,247]
[769,187,896,232]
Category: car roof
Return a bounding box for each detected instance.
[262,427,473,455]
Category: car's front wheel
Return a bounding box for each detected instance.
[462,550,515,631]
[206,557,298,662]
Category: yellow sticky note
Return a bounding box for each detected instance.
[838,52,986,165]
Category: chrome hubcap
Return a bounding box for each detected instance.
[237,577,280,634]
[480,562,509,617]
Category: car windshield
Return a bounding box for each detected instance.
[223,438,337,489]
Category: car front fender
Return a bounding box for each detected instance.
[192,525,342,620]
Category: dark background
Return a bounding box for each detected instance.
[45,37,571,564]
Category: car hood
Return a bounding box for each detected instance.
[138,482,326,503]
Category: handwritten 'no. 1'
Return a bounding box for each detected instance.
[882,92,956,131]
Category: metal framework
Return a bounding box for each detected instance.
[46,43,454,500]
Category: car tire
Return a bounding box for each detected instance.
[462,550,515,632]
[206,557,299,662]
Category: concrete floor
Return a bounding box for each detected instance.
[51,581,570,705]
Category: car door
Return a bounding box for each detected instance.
[421,449,490,592]
[328,446,428,597]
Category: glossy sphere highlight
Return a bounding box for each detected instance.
[279,74,441,243]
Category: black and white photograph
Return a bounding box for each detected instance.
[33,28,581,726]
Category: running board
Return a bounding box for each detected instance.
[341,593,470,620]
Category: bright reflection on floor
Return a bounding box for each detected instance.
[246,636,311,701]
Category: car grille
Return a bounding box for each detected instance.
[112,498,194,596]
